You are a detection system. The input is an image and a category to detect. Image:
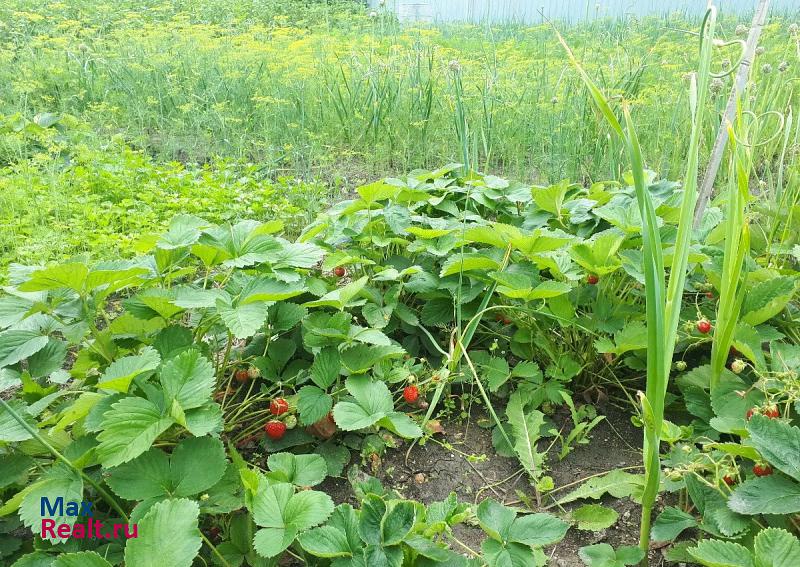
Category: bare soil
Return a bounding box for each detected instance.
[319,404,679,566]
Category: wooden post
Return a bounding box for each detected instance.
[693,0,770,228]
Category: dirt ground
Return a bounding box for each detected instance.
[319,403,678,566]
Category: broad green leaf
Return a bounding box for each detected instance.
[358,494,386,546]
[746,415,800,481]
[0,399,36,442]
[297,385,334,426]
[0,453,33,489]
[557,469,644,504]
[267,453,328,487]
[268,242,325,269]
[506,393,545,480]
[240,277,306,303]
[157,215,206,249]
[578,543,644,567]
[304,277,369,310]
[340,344,405,374]
[19,463,83,541]
[508,512,569,546]
[404,535,454,561]
[651,506,697,541]
[366,544,403,567]
[572,504,619,531]
[741,277,796,326]
[98,347,161,393]
[482,539,538,567]
[688,539,753,567]
[532,180,572,217]
[0,331,48,368]
[378,412,422,439]
[17,263,88,292]
[476,499,516,541]
[753,528,800,567]
[594,322,647,356]
[96,397,174,468]
[345,376,393,415]
[439,253,501,277]
[332,376,394,431]
[217,300,269,339]
[27,339,67,379]
[569,230,625,275]
[526,280,573,300]
[125,499,201,567]
[381,501,415,545]
[172,287,228,309]
[298,525,353,558]
[332,402,379,431]
[0,295,34,328]
[160,350,215,411]
[123,288,183,320]
[183,400,223,437]
[107,447,171,500]
[53,552,113,567]
[169,436,227,496]
[311,347,341,389]
[705,442,760,462]
[728,475,800,515]
[252,482,334,558]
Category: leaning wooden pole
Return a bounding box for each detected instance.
[693,0,770,228]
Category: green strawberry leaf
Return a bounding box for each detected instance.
[96,397,175,468]
[125,498,202,567]
[98,347,161,393]
[573,504,619,531]
[267,452,328,487]
[747,415,800,481]
[753,528,800,567]
[160,349,215,411]
[688,539,753,567]
[297,386,334,426]
[252,482,334,558]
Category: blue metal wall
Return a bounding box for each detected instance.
[366,0,798,24]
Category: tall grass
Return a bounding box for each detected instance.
[1,0,797,183]
[556,5,719,560]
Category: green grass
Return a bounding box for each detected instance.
[0,0,798,268]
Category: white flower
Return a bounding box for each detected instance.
[735,24,748,37]
[369,10,377,18]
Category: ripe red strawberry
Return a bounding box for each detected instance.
[234,369,250,383]
[763,405,780,419]
[705,291,714,299]
[753,463,773,477]
[265,420,286,440]
[495,312,504,321]
[502,317,512,325]
[696,319,712,334]
[333,266,346,278]
[722,475,735,486]
[270,398,289,416]
[403,385,419,404]
[745,407,756,420]
[587,274,599,285]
